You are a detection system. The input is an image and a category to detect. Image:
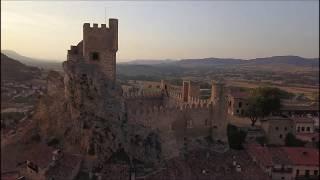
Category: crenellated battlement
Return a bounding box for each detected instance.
[128,102,213,116]
[83,23,112,32]
[123,91,163,99]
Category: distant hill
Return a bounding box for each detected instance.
[120,56,318,70]
[121,59,177,65]
[1,50,62,71]
[247,56,319,67]
[175,58,245,68]
[118,56,319,76]
[1,53,42,82]
[2,50,318,76]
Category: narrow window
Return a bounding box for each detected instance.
[205,119,209,127]
[239,102,242,108]
[314,170,318,176]
[279,134,283,139]
[307,127,310,132]
[305,170,310,176]
[301,127,305,132]
[90,52,100,61]
[296,169,300,176]
[187,120,193,128]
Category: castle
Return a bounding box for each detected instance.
[65,18,229,159]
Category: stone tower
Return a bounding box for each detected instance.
[82,19,118,82]
[210,80,228,143]
[182,81,200,102]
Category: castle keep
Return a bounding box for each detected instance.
[67,19,118,83]
[64,18,229,160]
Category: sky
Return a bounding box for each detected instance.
[1,1,319,62]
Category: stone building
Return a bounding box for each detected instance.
[293,117,315,134]
[67,19,118,84]
[227,91,249,116]
[245,144,319,180]
[260,116,295,145]
[123,79,229,158]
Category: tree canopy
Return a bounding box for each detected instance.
[227,124,247,149]
[285,133,306,147]
[245,87,283,126]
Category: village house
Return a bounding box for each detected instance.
[260,116,295,145]
[245,144,319,180]
[227,91,250,116]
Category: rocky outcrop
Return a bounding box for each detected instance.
[33,60,163,173]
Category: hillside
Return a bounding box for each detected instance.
[1,53,42,82]
[1,50,62,71]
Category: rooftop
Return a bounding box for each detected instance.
[245,143,319,167]
[292,117,314,124]
[281,147,319,166]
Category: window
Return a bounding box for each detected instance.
[284,127,287,131]
[314,170,318,176]
[305,170,310,176]
[281,177,284,180]
[275,127,279,131]
[301,127,305,132]
[297,127,300,132]
[239,102,242,108]
[90,52,100,61]
[307,127,310,132]
[296,169,300,176]
[241,109,244,115]
[236,109,239,113]
[279,134,283,139]
[187,120,193,128]
[205,119,209,127]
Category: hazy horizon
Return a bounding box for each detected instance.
[1,1,319,62]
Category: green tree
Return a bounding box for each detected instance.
[227,124,247,150]
[245,87,282,126]
[285,133,306,147]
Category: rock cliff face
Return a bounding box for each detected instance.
[33,59,163,171]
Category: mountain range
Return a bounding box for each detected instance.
[2,50,319,78]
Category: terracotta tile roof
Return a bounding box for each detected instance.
[245,144,273,167]
[292,117,314,124]
[296,133,319,141]
[268,148,291,165]
[281,147,319,166]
